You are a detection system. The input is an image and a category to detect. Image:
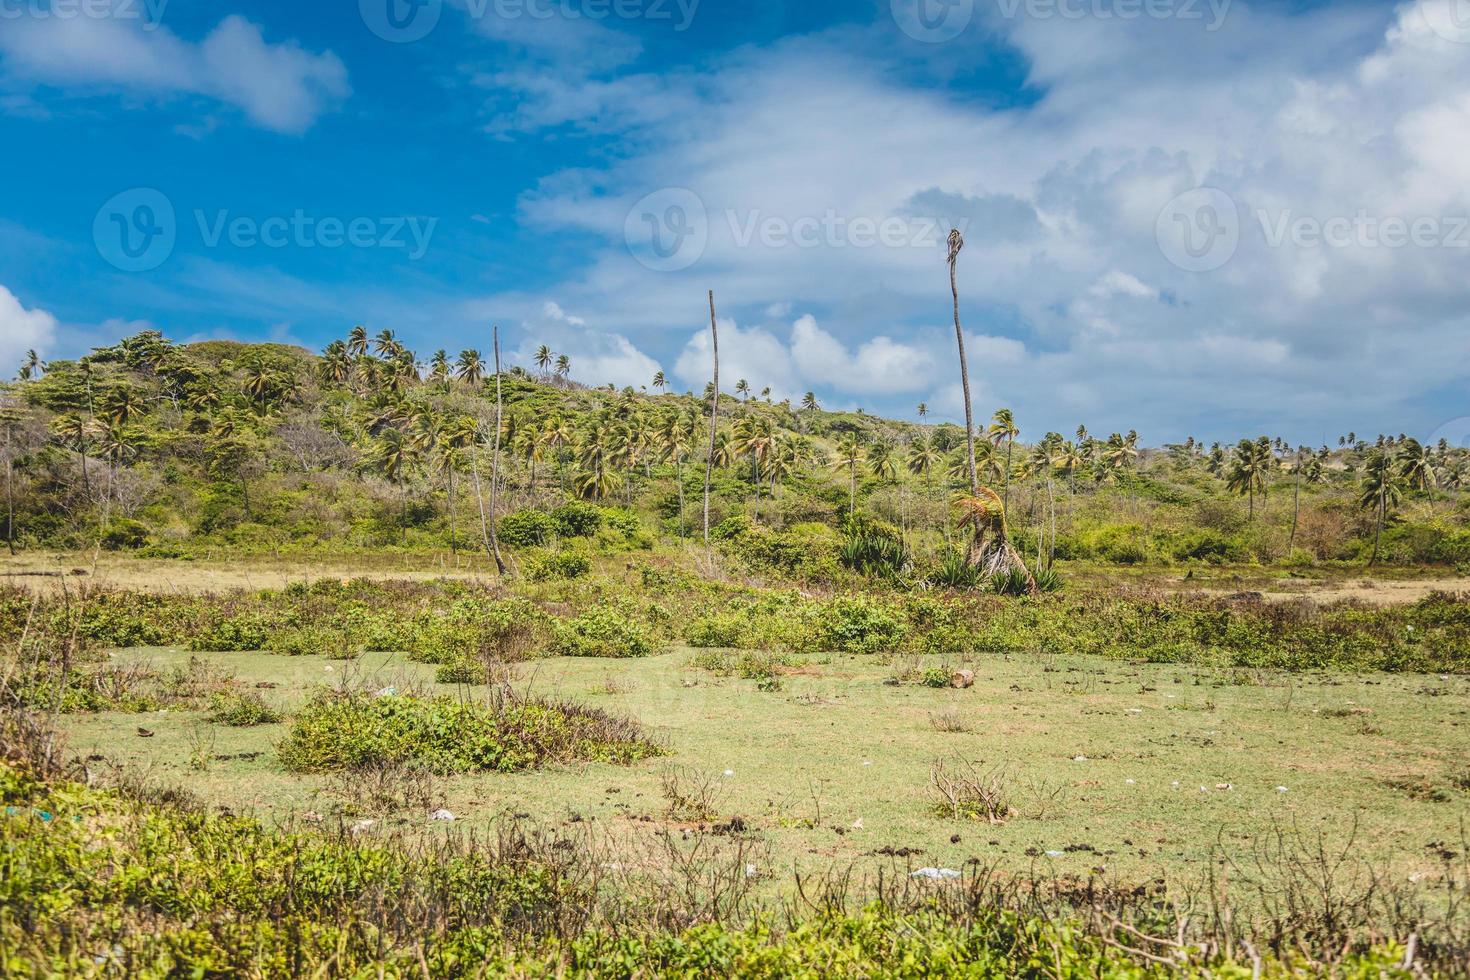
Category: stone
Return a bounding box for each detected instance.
[950,669,975,689]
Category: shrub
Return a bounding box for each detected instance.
[498,509,555,547]
[407,597,548,665]
[99,518,149,550]
[190,614,273,652]
[550,502,602,538]
[278,689,661,774]
[551,609,655,659]
[807,595,907,654]
[839,532,909,578]
[927,551,982,590]
[266,625,361,659]
[683,614,743,648]
[524,551,591,582]
[208,690,281,727]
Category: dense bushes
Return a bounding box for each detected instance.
[278,689,661,774]
[551,609,655,658]
[0,763,1439,977]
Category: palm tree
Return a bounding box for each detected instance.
[51,413,93,497]
[320,341,353,385]
[660,411,697,535]
[989,408,1019,509]
[1359,448,1402,566]
[455,349,484,386]
[735,379,751,402]
[555,354,571,381]
[702,291,721,544]
[17,350,41,381]
[1226,437,1273,520]
[372,329,398,358]
[867,439,898,482]
[101,386,145,426]
[534,345,554,378]
[429,350,451,389]
[368,426,418,544]
[917,402,928,420]
[761,386,771,403]
[346,325,368,357]
[1398,438,1438,511]
[652,370,667,392]
[947,228,979,494]
[833,432,865,518]
[801,392,819,413]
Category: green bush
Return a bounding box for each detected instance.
[266,625,361,659]
[498,509,555,547]
[551,609,655,658]
[550,502,602,538]
[190,614,273,652]
[209,690,281,727]
[99,518,150,550]
[278,689,661,774]
[524,550,591,582]
[406,597,548,664]
[807,595,907,654]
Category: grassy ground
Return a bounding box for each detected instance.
[59,641,1470,896]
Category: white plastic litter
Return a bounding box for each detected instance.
[910,867,962,880]
[350,819,376,834]
[430,809,455,822]
[376,686,398,698]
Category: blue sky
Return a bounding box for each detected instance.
[2,0,1468,445]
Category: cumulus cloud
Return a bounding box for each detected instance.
[0,9,348,133]
[482,0,1470,440]
[510,301,661,390]
[0,285,58,374]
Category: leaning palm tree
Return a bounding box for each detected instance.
[652,370,667,392]
[1359,448,1402,566]
[347,325,369,357]
[955,487,1035,585]
[554,354,571,380]
[17,350,41,381]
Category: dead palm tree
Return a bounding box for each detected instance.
[702,291,720,544]
[947,229,979,494]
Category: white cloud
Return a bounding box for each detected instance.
[790,315,934,395]
[485,0,1470,440]
[0,10,348,133]
[0,285,58,373]
[511,301,661,390]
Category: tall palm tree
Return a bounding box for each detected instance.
[947,228,979,494]
[660,411,697,535]
[761,386,771,403]
[735,379,751,402]
[429,350,451,389]
[554,354,571,381]
[652,370,667,392]
[1398,438,1438,511]
[917,402,928,420]
[455,349,484,386]
[702,291,720,544]
[17,350,41,381]
[867,439,898,482]
[833,432,865,518]
[368,426,418,544]
[1358,448,1402,566]
[372,329,398,357]
[534,345,554,378]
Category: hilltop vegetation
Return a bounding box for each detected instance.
[1,328,1467,573]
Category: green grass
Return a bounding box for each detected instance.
[57,642,1470,889]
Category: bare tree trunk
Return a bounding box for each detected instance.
[1288,455,1301,553]
[5,421,14,555]
[487,327,507,575]
[950,244,978,495]
[447,468,457,556]
[702,290,720,545]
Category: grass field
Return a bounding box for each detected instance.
[59,639,1470,894]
